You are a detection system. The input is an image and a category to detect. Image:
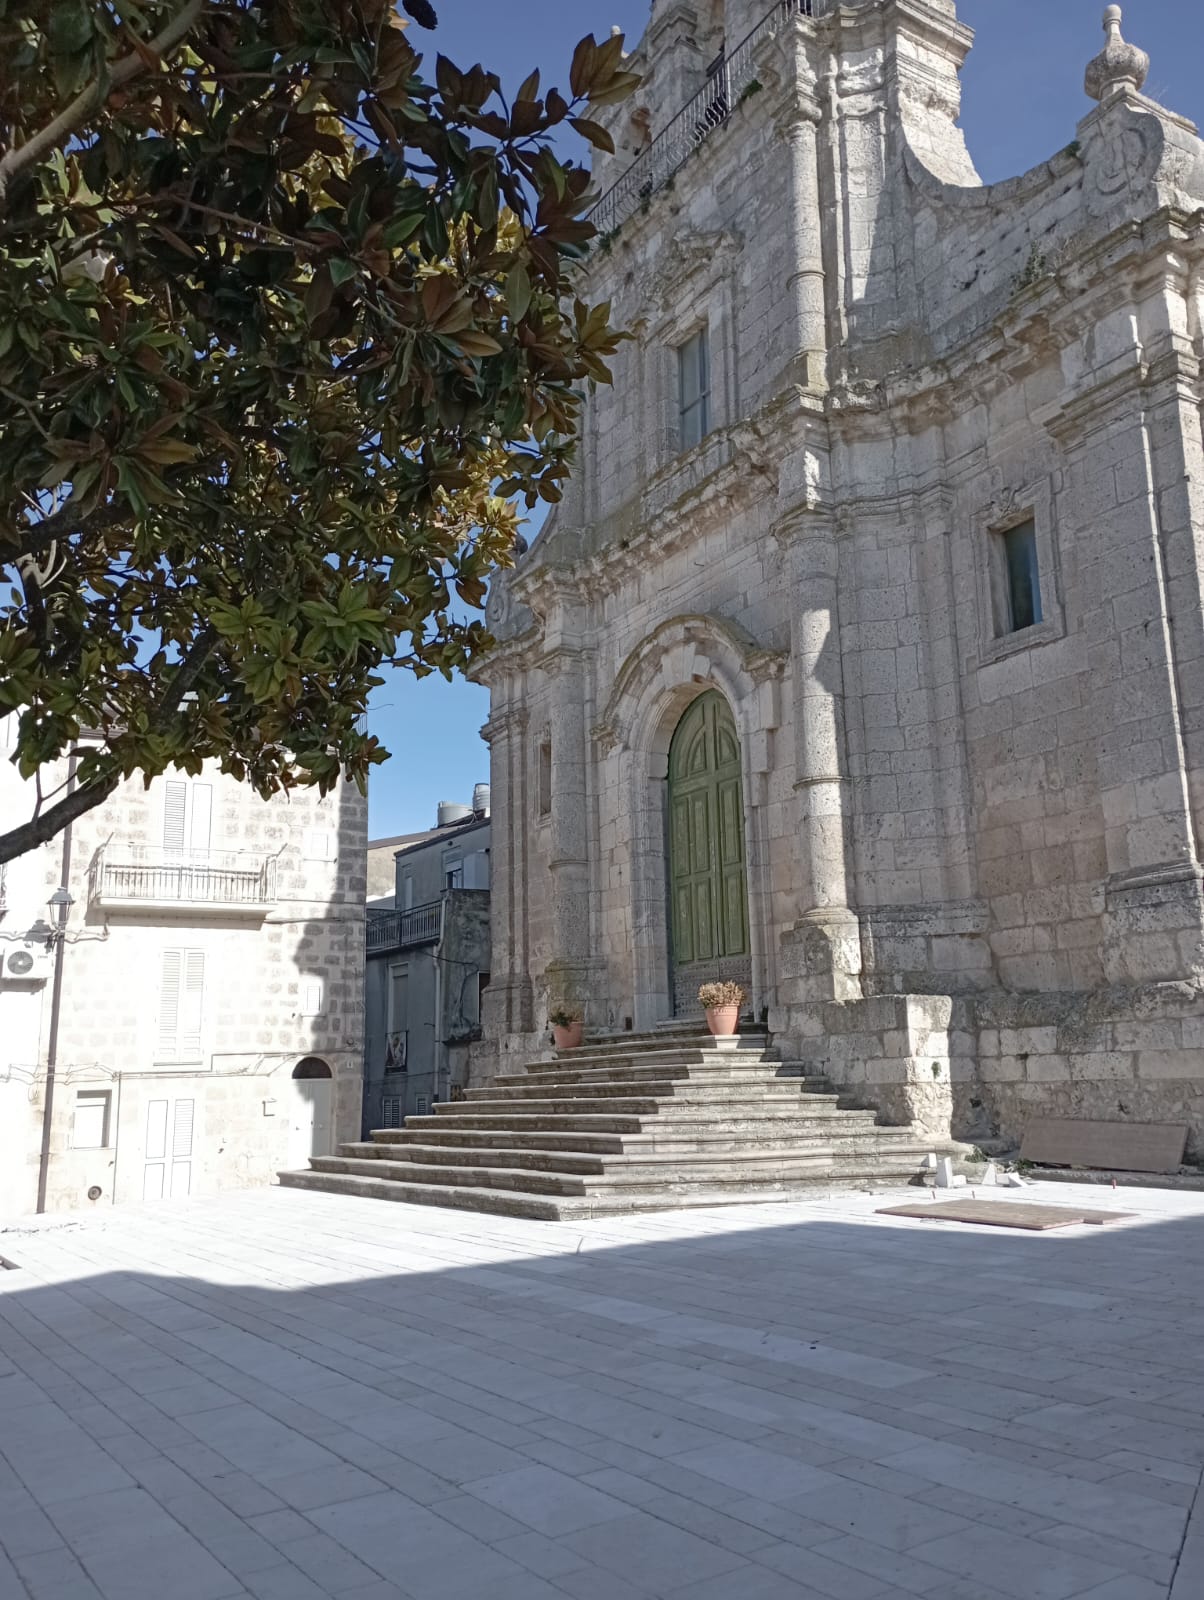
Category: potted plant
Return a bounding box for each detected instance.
[698,981,745,1039]
[549,1007,584,1050]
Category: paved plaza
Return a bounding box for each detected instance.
[1,1184,1202,1600]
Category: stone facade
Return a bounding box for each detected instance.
[472,1,1204,1158]
[363,809,492,1129]
[0,717,366,1215]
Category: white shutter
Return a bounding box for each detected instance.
[189,784,212,856]
[302,982,324,1016]
[180,952,204,1061]
[158,949,203,1061]
[163,783,188,856]
[170,1099,195,1198]
[158,952,182,1061]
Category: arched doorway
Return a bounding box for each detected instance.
[287,1057,333,1168]
[667,691,751,1015]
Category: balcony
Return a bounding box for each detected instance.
[366,901,442,954]
[590,1,813,237]
[89,846,276,916]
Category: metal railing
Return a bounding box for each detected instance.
[366,900,443,953]
[589,1,814,237]
[89,846,276,907]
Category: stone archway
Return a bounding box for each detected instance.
[667,691,751,1014]
[598,613,786,1029]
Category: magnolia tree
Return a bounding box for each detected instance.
[0,0,634,862]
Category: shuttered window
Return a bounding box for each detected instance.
[163,780,212,858]
[158,949,205,1062]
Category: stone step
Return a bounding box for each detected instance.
[369,1126,630,1154]
[277,1169,564,1220]
[337,1137,930,1177]
[399,1109,885,1138]
[437,1088,848,1118]
[513,1050,782,1078]
[365,1122,912,1158]
[491,1060,804,1088]
[277,1160,931,1221]
[308,1147,933,1199]
[462,1079,837,1105]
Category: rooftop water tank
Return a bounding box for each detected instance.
[437,801,472,828]
[472,783,491,818]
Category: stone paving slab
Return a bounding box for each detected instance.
[1,1182,1203,1599]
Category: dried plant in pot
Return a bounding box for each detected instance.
[698,982,746,1038]
[548,1007,583,1050]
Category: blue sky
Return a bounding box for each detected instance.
[367,0,1203,838]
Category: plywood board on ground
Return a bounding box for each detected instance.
[876,1199,1136,1230]
[1019,1117,1188,1174]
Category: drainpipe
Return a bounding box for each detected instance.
[36,751,77,1214]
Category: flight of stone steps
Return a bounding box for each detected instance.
[279,1024,958,1219]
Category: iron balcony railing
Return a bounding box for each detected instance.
[366,900,443,953]
[590,1,814,238]
[89,846,276,908]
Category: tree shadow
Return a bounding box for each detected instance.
[0,1192,1201,1600]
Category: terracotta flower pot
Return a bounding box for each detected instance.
[705,1005,740,1038]
[552,1021,583,1049]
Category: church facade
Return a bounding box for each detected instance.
[474,0,1204,1157]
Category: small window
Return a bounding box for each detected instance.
[402,875,414,911]
[381,1097,403,1129]
[678,328,710,450]
[73,1090,111,1149]
[445,858,464,890]
[415,1095,430,1117]
[537,739,552,818]
[998,518,1043,634]
[301,982,324,1017]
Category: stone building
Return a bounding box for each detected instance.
[0,716,366,1215]
[473,0,1204,1158]
[362,796,492,1131]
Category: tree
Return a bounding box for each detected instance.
[0,0,635,863]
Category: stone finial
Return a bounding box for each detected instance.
[1085,6,1150,103]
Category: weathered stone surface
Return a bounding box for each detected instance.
[471,1,1204,1161]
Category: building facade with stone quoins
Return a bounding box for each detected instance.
[0,714,366,1216]
[471,0,1204,1158]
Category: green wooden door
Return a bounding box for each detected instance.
[668,692,749,971]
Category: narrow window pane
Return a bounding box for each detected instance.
[678,329,710,450]
[1003,521,1042,632]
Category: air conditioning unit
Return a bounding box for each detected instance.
[1,944,52,983]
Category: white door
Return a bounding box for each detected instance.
[288,1079,333,1168]
[143,1098,195,1200]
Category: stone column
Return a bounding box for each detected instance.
[479,695,533,1041]
[542,644,598,1017]
[778,517,862,1004]
[779,102,826,394]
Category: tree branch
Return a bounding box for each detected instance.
[0,623,218,865]
[0,0,207,217]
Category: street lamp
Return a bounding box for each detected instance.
[35,885,74,1214]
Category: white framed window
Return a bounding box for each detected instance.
[72,1089,111,1149]
[301,981,324,1017]
[158,949,205,1062]
[677,327,710,450]
[163,780,212,859]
